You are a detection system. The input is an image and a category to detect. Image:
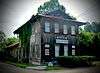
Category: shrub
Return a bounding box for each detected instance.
[56,56,95,67]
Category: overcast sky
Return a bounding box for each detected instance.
[0,0,100,37]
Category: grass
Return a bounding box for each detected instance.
[5,61,36,68]
[5,61,62,70]
[46,66,63,70]
[93,61,100,66]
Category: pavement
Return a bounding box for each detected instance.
[0,62,100,73]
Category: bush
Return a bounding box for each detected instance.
[56,56,95,67]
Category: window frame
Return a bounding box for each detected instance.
[55,45,60,57]
[54,23,59,33]
[71,26,76,35]
[44,21,50,32]
[63,24,68,34]
[72,45,75,56]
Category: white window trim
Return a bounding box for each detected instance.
[54,23,59,33]
[72,49,75,56]
[71,26,75,35]
[64,45,68,56]
[63,25,68,34]
[45,22,50,32]
[45,44,50,48]
[45,49,49,55]
[72,45,75,48]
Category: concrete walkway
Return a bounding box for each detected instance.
[0,62,100,73]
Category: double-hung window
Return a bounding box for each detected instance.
[54,23,59,33]
[71,26,75,35]
[72,45,75,55]
[63,25,67,34]
[45,22,50,32]
[45,44,50,55]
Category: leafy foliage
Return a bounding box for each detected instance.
[92,33,100,57]
[77,31,94,47]
[0,31,6,51]
[77,25,100,56]
[6,37,19,46]
[84,22,100,33]
[0,31,19,51]
[38,0,66,14]
[57,56,95,67]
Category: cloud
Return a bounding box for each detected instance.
[0,0,100,37]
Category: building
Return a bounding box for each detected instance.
[14,9,85,65]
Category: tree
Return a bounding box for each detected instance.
[76,28,95,55]
[84,22,100,33]
[77,31,94,47]
[92,33,100,57]
[0,31,19,51]
[38,0,66,14]
[6,37,19,46]
[0,31,6,51]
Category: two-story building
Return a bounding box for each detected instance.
[14,9,85,65]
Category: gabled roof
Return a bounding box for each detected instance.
[6,42,19,50]
[14,15,35,34]
[39,14,86,26]
[14,13,86,34]
[44,9,75,20]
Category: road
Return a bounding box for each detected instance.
[0,62,43,73]
[0,62,100,73]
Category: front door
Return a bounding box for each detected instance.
[64,45,68,56]
[55,45,60,57]
[55,44,68,57]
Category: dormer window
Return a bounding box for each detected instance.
[45,22,50,32]
[54,23,59,33]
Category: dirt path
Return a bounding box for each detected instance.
[0,62,100,73]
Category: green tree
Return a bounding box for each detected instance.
[38,0,65,14]
[0,31,6,51]
[6,37,19,46]
[77,31,94,47]
[84,22,100,33]
[76,29,95,55]
[92,33,100,57]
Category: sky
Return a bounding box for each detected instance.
[0,0,100,37]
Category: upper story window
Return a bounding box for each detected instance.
[71,26,75,35]
[63,25,68,34]
[45,22,50,32]
[54,23,59,33]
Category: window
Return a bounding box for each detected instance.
[45,49,49,55]
[63,25,67,34]
[45,44,50,55]
[71,26,75,34]
[45,22,50,32]
[64,45,68,56]
[56,39,68,44]
[72,45,75,48]
[72,49,75,56]
[72,45,75,55]
[55,45,59,57]
[45,44,50,48]
[55,23,59,33]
